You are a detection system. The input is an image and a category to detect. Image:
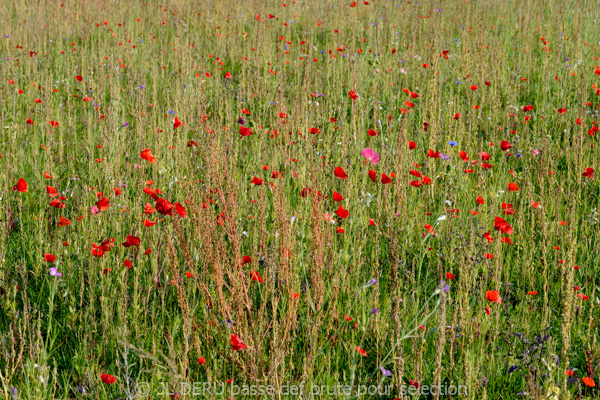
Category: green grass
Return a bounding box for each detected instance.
[1,0,599,398]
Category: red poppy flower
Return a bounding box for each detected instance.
[334,167,347,179]
[424,224,436,236]
[251,270,264,282]
[173,116,182,129]
[486,290,502,304]
[12,177,28,192]
[144,203,156,215]
[140,149,156,164]
[502,207,515,216]
[58,216,71,226]
[494,217,513,234]
[335,205,349,219]
[355,346,367,357]
[44,253,57,263]
[427,149,440,158]
[408,141,417,150]
[500,141,512,151]
[582,377,595,387]
[239,126,253,136]
[332,191,344,202]
[174,202,187,218]
[381,174,392,184]
[230,334,247,351]
[348,90,358,100]
[251,176,263,185]
[45,186,57,197]
[122,235,140,248]
[483,231,494,243]
[582,167,595,178]
[507,182,520,191]
[368,170,377,182]
[49,199,65,209]
[155,198,173,215]
[96,197,110,212]
[367,129,378,136]
[100,373,117,384]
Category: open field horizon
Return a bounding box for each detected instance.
[1,0,599,398]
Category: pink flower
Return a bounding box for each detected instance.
[90,206,99,215]
[361,148,380,164]
[532,150,539,156]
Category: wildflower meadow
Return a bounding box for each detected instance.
[1,0,599,398]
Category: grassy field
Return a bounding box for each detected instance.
[1,0,599,398]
